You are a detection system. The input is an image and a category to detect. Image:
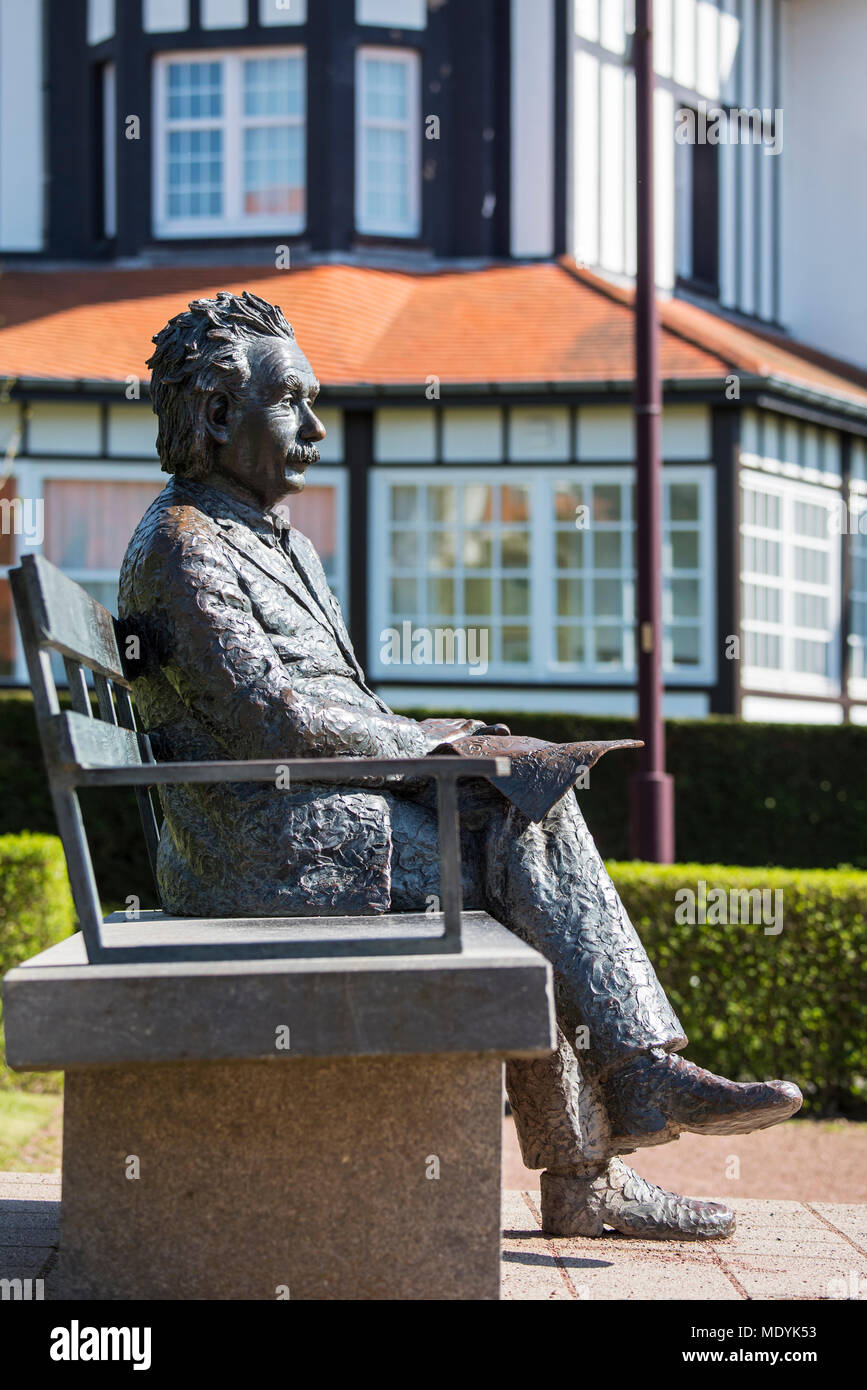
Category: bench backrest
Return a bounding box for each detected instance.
[10,555,161,959]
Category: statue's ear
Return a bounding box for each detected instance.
[203,391,231,446]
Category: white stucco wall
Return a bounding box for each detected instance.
[780,0,867,371]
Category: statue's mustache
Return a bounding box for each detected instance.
[286,442,319,466]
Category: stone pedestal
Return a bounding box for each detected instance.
[3,912,554,1301]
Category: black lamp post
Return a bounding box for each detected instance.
[630,0,675,862]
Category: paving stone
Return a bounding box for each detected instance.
[810,1204,867,1248]
[721,1253,867,1301]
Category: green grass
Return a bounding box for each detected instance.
[0,1089,62,1171]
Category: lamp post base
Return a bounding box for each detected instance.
[629,770,675,862]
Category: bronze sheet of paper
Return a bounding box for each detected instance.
[435,735,643,822]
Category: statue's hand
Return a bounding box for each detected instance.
[420,718,511,746]
[420,717,487,743]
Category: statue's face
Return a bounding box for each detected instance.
[204,334,326,508]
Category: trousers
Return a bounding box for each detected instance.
[387,779,687,1172]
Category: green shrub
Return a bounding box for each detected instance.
[0,831,74,1091]
[609,861,867,1116]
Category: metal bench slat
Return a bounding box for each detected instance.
[50,710,146,771]
[20,553,128,685]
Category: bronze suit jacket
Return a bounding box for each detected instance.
[118,477,456,916]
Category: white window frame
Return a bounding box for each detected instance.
[153,46,307,239]
[355,46,421,238]
[848,486,867,701]
[740,469,841,697]
[4,460,349,685]
[368,465,716,685]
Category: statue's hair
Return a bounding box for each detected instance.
[147,290,295,480]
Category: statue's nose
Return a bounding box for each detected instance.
[300,404,327,443]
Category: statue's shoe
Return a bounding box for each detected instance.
[541,1158,735,1239]
[601,1050,802,1149]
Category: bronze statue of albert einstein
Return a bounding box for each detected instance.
[119,292,801,1240]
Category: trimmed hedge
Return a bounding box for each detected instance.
[0,831,74,1090]
[611,861,867,1116]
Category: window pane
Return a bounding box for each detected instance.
[671,578,700,618]
[363,126,410,227]
[556,626,584,664]
[670,531,699,569]
[593,485,622,522]
[743,582,781,623]
[593,579,623,618]
[390,530,417,566]
[672,626,701,665]
[44,481,162,568]
[501,484,531,523]
[793,499,828,539]
[243,55,304,118]
[390,577,417,616]
[364,58,409,120]
[745,631,782,669]
[390,485,418,522]
[794,592,828,630]
[593,531,622,569]
[794,546,828,585]
[501,577,529,616]
[794,638,828,676]
[427,578,454,615]
[167,128,223,218]
[556,529,584,569]
[428,486,455,523]
[429,532,456,569]
[167,61,222,120]
[281,484,337,582]
[669,482,699,521]
[502,626,530,663]
[464,485,492,523]
[464,578,492,615]
[594,625,625,664]
[502,529,530,568]
[557,579,583,617]
[463,531,492,569]
[243,124,305,217]
[742,535,781,577]
[554,483,583,521]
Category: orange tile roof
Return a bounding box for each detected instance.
[1,259,866,408]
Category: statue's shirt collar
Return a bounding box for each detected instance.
[171,477,291,550]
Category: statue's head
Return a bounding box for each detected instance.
[147,289,326,507]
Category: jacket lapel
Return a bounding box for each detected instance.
[214,517,336,639]
[291,549,387,707]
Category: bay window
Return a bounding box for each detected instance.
[154,49,306,237]
[370,466,714,682]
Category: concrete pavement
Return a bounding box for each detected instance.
[1,1172,864,1300]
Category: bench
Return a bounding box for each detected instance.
[3,553,555,1300]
